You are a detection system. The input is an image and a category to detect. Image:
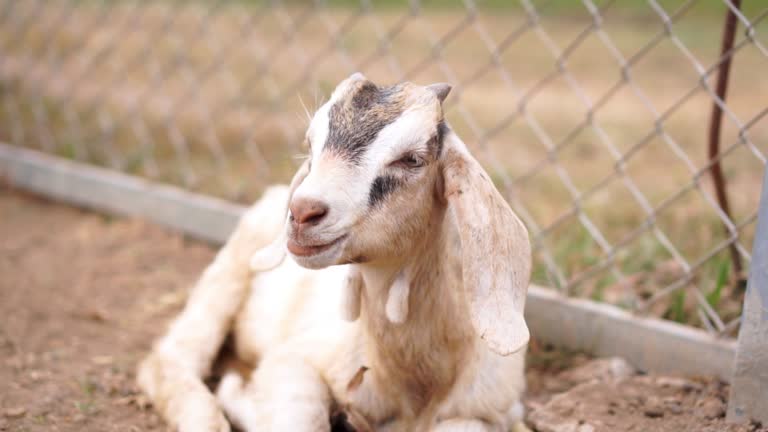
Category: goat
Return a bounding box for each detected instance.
[137,73,533,432]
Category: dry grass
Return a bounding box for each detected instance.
[0,0,766,328]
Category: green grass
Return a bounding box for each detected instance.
[706,259,729,309]
[667,290,688,323]
[74,400,99,415]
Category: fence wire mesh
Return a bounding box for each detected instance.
[1,0,766,337]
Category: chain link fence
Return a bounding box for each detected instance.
[1,0,766,338]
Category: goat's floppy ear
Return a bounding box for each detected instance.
[441,134,532,356]
[250,160,311,271]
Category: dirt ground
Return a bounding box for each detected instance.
[0,187,764,432]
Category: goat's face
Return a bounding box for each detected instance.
[286,74,448,269]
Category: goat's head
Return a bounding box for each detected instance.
[284,73,448,268]
[255,73,532,355]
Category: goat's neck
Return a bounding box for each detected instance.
[354,213,474,414]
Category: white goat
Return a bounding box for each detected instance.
[138,73,532,432]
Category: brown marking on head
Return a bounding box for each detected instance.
[325,80,409,163]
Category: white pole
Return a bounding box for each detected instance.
[727,166,768,423]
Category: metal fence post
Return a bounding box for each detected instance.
[727,166,768,424]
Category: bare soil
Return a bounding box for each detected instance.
[525,356,766,432]
[0,187,213,432]
[0,187,764,432]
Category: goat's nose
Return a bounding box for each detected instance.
[289,198,329,226]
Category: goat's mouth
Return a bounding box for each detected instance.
[287,234,348,257]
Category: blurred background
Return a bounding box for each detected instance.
[1,0,766,336]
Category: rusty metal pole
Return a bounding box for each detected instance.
[707,0,743,279]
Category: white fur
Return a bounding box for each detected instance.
[138,75,532,432]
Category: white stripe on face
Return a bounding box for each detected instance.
[308,102,331,161]
[360,106,436,173]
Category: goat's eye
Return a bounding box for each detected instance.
[391,153,425,169]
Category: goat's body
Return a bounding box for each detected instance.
[211,186,526,431]
[138,76,532,432]
[236,256,356,368]
[139,185,527,432]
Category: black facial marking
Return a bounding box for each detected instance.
[368,175,402,207]
[326,82,406,163]
[433,120,449,157]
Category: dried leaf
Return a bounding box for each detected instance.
[84,307,110,322]
[346,366,368,393]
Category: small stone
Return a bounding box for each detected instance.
[656,377,702,392]
[559,357,636,386]
[696,397,725,419]
[85,308,109,322]
[3,407,26,418]
[662,397,683,415]
[644,407,664,418]
[643,396,665,418]
[667,403,683,415]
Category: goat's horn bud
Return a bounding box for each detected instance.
[426,83,452,103]
[348,72,367,82]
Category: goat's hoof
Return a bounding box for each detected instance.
[175,390,232,432]
[178,412,231,432]
[511,421,533,432]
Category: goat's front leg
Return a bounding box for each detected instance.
[138,190,288,431]
[432,419,533,432]
[137,252,245,431]
[217,350,332,432]
[137,239,251,431]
